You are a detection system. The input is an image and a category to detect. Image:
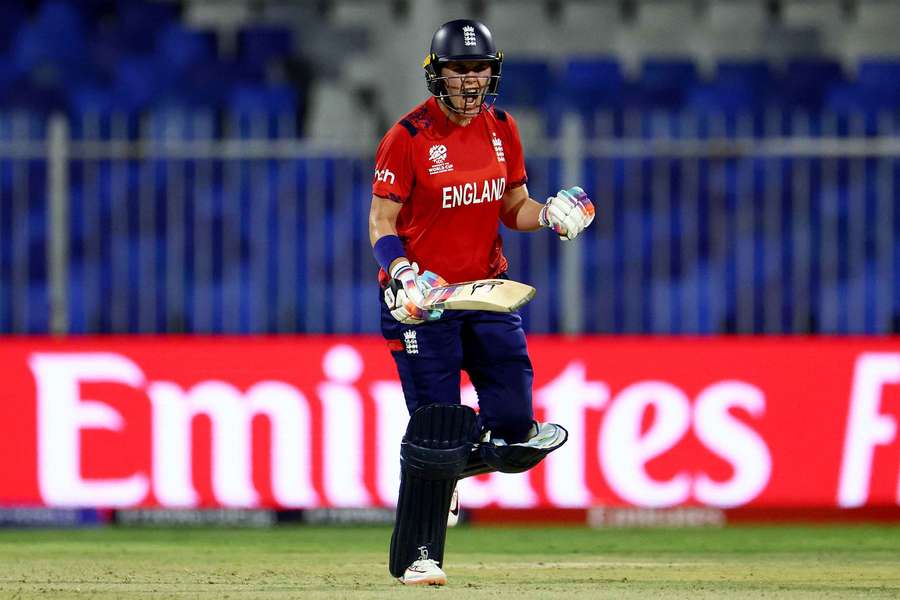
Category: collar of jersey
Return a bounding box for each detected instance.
[426,96,485,135]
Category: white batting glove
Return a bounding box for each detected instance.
[538,186,595,241]
[383,260,444,324]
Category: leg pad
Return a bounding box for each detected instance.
[389,404,478,578]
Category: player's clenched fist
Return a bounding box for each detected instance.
[384,259,445,324]
[538,186,595,241]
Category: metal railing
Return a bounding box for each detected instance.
[0,109,897,335]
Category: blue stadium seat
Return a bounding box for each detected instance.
[237,26,294,70]
[69,85,120,114]
[856,59,900,97]
[0,3,27,54]
[823,84,885,135]
[13,1,91,86]
[155,24,216,74]
[228,84,297,137]
[1,82,66,113]
[686,83,758,114]
[0,57,23,106]
[113,56,170,111]
[177,61,236,108]
[229,84,296,114]
[497,60,554,109]
[561,57,624,111]
[118,0,180,54]
[780,58,845,109]
[716,60,773,89]
[638,59,697,108]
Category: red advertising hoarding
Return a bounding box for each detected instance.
[0,337,898,511]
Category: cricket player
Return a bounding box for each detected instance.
[369,19,595,586]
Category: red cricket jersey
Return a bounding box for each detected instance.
[372,96,528,285]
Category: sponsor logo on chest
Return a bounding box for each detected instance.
[441,177,506,209]
[428,144,455,175]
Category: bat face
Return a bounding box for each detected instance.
[423,279,536,312]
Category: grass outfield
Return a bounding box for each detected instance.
[1,525,899,598]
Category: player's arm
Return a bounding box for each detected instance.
[502,183,595,241]
[499,183,544,232]
[369,195,443,324]
[369,194,404,268]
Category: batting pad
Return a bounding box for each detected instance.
[389,404,478,578]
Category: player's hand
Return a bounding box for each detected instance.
[384,260,445,324]
[538,186,595,241]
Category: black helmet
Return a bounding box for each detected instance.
[423,19,503,114]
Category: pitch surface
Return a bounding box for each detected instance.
[1,524,898,598]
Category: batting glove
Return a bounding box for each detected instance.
[384,260,445,324]
[538,186,595,241]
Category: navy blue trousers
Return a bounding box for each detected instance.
[380,289,535,444]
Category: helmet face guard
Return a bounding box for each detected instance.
[424,20,503,116]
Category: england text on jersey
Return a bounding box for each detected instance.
[441,177,506,209]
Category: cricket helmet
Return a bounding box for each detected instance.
[423,19,503,113]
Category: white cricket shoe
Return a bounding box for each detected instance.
[447,486,460,527]
[399,558,447,586]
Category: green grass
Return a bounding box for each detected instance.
[1,525,899,598]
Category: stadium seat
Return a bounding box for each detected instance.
[780,58,845,109]
[175,61,238,108]
[113,56,170,111]
[237,26,294,69]
[561,57,624,111]
[12,1,89,81]
[0,3,27,54]
[228,84,298,137]
[638,59,698,108]
[155,24,217,74]
[117,0,181,54]
[229,84,296,115]
[824,84,887,135]
[497,60,554,109]
[685,60,775,116]
[716,60,773,89]
[0,57,23,106]
[856,59,900,96]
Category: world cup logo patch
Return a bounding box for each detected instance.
[429,144,447,164]
[427,144,454,175]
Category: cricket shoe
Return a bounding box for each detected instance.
[447,486,460,527]
[398,558,447,586]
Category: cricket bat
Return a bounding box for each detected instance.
[422,278,536,312]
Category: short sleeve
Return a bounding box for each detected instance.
[372,125,415,202]
[500,111,528,189]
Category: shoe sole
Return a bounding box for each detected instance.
[400,575,447,586]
